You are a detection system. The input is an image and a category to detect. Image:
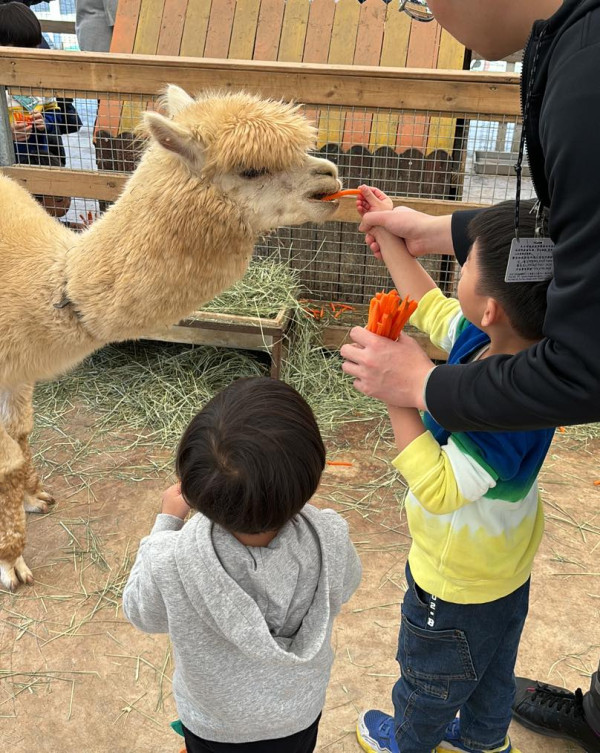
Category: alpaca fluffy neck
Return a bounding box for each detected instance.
[64,151,255,344]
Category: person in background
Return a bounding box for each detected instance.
[75,0,117,52]
[1,1,82,217]
[0,0,49,47]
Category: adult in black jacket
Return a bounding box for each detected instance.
[341,1,600,752]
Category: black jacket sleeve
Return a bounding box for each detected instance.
[451,209,480,265]
[426,41,600,432]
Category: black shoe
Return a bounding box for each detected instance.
[512,677,600,753]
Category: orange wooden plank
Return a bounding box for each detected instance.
[406,17,441,68]
[342,0,386,150]
[254,0,286,62]
[156,0,189,56]
[109,0,142,53]
[369,4,411,150]
[303,0,335,64]
[180,0,213,57]
[397,19,442,151]
[97,0,142,135]
[229,0,262,60]
[204,0,236,59]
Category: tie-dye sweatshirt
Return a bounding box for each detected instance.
[393,288,554,604]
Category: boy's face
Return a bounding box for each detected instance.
[457,242,489,328]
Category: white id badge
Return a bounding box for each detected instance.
[504,237,554,282]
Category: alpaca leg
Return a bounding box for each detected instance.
[0,422,30,590]
[21,437,55,514]
[2,386,54,513]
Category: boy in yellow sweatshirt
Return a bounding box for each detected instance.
[347,188,554,753]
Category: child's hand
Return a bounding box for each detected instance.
[11,119,32,142]
[357,186,394,259]
[31,111,46,131]
[356,185,394,216]
[161,483,190,519]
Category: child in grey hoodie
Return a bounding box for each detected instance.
[123,376,362,752]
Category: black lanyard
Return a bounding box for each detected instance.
[514,27,546,240]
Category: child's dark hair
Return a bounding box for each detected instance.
[0,2,42,47]
[175,377,326,534]
[468,199,551,341]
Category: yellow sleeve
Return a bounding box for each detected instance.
[408,287,463,353]
[393,430,496,515]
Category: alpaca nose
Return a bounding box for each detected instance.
[312,160,338,179]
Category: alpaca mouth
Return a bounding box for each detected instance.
[307,191,337,203]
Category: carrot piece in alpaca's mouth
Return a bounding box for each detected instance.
[320,189,362,201]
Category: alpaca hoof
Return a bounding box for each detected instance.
[24,491,55,513]
[0,556,33,590]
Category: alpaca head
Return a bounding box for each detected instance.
[142,86,341,231]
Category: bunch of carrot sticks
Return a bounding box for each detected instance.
[366,290,417,340]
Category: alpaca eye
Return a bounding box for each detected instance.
[240,168,269,179]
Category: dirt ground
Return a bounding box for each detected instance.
[1,415,598,753]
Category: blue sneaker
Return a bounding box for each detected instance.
[356,710,400,753]
[436,717,521,753]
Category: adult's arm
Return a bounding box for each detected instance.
[427,40,600,432]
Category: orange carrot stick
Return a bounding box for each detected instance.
[366,290,418,339]
[326,460,354,467]
[321,189,362,201]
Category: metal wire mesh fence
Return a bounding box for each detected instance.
[1,85,534,304]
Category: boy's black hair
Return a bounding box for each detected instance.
[468,199,551,341]
[0,2,42,47]
[176,377,326,534]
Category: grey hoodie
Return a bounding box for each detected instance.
[122,504,361,743]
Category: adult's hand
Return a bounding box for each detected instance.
[359,206,453,259]
[340,327,435,410]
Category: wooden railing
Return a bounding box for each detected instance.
[39,19,76,35]
[0,47,521,220]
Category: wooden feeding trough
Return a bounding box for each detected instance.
[141,307,292,378]
[314,302,449,362]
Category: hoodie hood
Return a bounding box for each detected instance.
[174,504,349,665]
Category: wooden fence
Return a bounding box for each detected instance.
[0,48,522,305]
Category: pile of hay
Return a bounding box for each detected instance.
[33,257,388,475]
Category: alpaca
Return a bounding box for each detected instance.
[0,86,341,590]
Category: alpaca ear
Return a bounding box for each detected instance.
[164,84,194,116]
[144,111,198,163]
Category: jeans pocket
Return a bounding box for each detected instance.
[398,614,477,700]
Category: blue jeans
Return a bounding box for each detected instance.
[392,563,530,753]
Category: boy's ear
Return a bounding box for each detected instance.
[481,297,505,328]
[143,111,202,164]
